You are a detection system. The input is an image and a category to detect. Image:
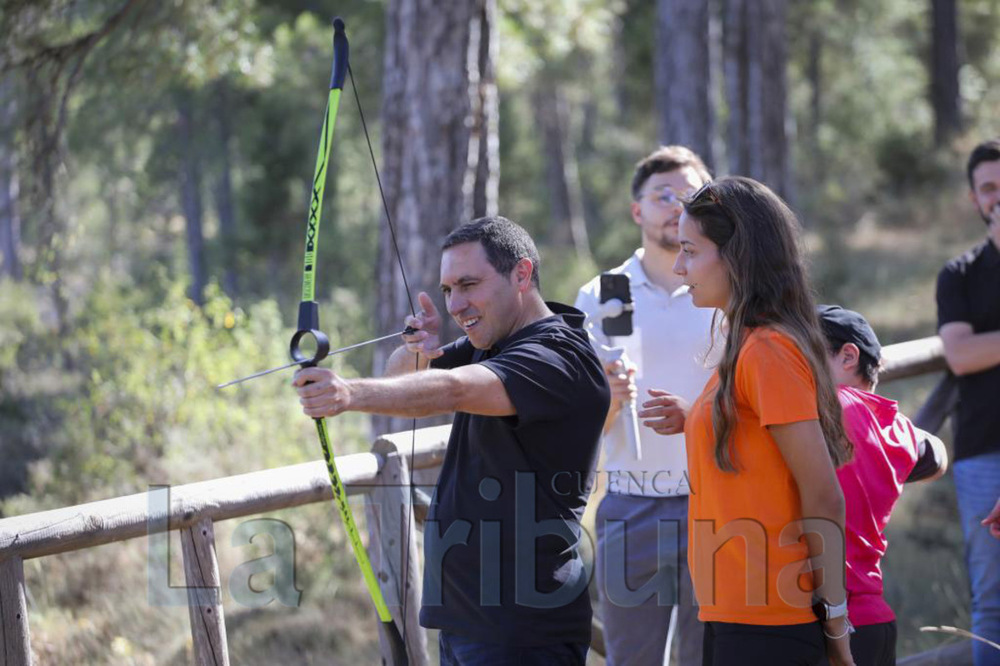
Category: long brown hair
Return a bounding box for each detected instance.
[684,176,852,472]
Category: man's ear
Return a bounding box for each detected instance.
[630,200,643,227]
[513,258,534,292]
[840,342,861,373]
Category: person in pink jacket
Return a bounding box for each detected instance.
[818,305,949,666]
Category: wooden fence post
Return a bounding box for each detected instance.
[180,518,229,666]
[367,438,429,666]
[0,556,30,666]
[913,371,959,434]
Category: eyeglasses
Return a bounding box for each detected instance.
[644,187,697,208]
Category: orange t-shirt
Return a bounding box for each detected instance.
[684,327,820,625]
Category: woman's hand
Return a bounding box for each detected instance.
[982,496,1000,539]
[823,617,856,666]
[638,389,689,435]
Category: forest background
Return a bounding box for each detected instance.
[1,0,998,663]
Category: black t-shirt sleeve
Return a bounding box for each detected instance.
[936,263,970,330]
[430,337,477,370]
[479,335,608,427]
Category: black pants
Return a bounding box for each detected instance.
[849,621,897,666]
[702,621,826,666]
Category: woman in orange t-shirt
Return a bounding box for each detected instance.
[671,177,854,665]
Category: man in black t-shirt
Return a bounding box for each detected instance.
[935,138,1000,666]
[294,216,610,665]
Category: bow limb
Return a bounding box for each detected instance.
[291,18,409,665]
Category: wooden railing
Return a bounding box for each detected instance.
[0,337,951,665]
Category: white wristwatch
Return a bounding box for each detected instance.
[812,596,849,622]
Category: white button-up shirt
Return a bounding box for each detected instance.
[575,249,717,497]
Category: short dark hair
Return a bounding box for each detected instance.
[442,216,541,289]
[967,139,1000,190]
[828,339,883,387]
[631,145,712,200]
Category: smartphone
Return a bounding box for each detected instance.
[600,273,633,336]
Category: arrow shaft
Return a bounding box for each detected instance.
[218,330,409,389]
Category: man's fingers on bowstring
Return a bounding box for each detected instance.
[417,291,440,319]
[403,327,430,346]
[403,314,424,332]
[402,329,445,359]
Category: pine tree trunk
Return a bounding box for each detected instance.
[656,0,714,168]
[214,80,238,299]
[374,0,498,434]
[759,0,790,199]
[23,69,70,338]
[534,82,591,260]
[808,27,823,183]
[723,0,789,198]
[0,82,22,281]
[930,0,961,146]
[468,0,499,221]
[177,90,206,305]
[724,0,748,175]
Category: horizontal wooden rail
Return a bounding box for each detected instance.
[0,425,450,562]
[880,335,946,382]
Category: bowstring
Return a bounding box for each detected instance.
[348,62,419,650]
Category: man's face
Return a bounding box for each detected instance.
[970,159,1000,225]
[440,241,524,349]
[631,166,705,251]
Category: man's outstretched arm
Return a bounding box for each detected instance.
[294,364,515,419]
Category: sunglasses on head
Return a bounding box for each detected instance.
[688,181,720,206]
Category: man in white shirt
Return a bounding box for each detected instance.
[575,146,715,666]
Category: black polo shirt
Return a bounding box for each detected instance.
[936,239,1000,461]
[419,302,610,647]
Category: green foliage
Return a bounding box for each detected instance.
[0,280,47,499]
[874,129,952,196]
[0,271,374,512]
[0,279,41,373]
